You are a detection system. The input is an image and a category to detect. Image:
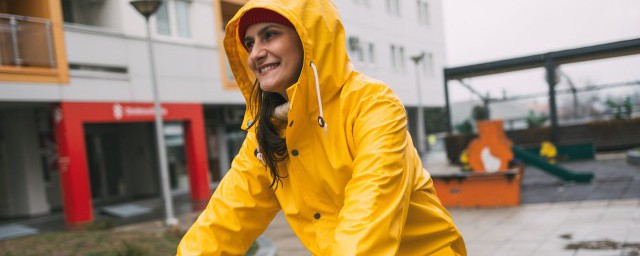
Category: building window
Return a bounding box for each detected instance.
[348,36,365,63]
[390,44,405,72]
[386,0,400,16]
[61,0,121,29]
[399,46,405,71]
[417,0,430,25]
[156,0,192,39]
[354,0,372,7]
[390,45,396,68]
[367,42,376,65]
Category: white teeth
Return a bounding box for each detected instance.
[259,64,278,73]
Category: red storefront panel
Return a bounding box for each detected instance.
[54,102,211,224]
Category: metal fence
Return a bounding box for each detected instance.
[0,13,56,68]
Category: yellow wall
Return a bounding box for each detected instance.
[0,0,69,84]
[214,0,247,90]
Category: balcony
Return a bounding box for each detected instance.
[0,1,69,84]
[0,14,56,70]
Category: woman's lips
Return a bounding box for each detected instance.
[258,63,280,74]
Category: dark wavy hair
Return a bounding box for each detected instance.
[249,80,288,188]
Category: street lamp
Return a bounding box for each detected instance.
[130,0,178,226]
[411,52,427,162]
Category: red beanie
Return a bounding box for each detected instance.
[238,8,295,48]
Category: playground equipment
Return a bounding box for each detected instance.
[433,120,521,207]
[433,119,594,207]
[513,147,593,182]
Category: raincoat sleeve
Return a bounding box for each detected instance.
[332,93,412,255]
[177,131,280,256]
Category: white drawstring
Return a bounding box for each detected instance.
[310,62,327,134]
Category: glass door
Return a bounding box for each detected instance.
[85,125,126,203]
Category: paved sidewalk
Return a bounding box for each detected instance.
[452,199,640,256]
[261,198,640,256]
[262,153,640,255]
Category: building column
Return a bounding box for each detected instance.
[184,107,211,210]
[54,104,93,224]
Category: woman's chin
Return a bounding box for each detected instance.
[260,84,281,94]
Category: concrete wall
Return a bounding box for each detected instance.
[0,109,49,217]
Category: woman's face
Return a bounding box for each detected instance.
[243,22,303,99]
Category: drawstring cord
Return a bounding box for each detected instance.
[310,62,327,134]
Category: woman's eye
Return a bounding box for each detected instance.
[265,31,278,40]
[245,41,254,50]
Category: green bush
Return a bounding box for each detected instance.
[526,111,548,129]
[455,119,474,136]
[472,105,490,121]
[606,97,633,119]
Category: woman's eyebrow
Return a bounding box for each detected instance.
[243,25,278,43]
[256,25,278,37]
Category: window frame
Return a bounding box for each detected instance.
[386,0,401,16]
[417,0,430,26]
[152,0,193,41]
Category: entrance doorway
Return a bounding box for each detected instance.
[85,125,126,203]
[55,102,211,224]
[84,123,164,205]
[84,122,190,205]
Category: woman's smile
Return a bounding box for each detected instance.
[257,63,280,74]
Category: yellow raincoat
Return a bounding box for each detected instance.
[178,0,466,255]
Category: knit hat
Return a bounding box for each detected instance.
[238,8,295,49]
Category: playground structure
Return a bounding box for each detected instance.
[432,38,639,208]
[433,118,594,207]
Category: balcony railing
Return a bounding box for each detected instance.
[0,13,56,68]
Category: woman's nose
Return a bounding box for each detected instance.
[249,44,267,63]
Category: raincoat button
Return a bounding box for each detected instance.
[292,150,299,156]
[314,213,321,219]
[289,120,294,127]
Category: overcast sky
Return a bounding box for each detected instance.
[441,1,640,103]
[442,0,640,66]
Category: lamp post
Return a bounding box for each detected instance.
[130,0,177,226]
[411,52,427,162]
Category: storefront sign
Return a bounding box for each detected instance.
[113,103,168,120]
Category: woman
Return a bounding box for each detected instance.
[178,0,466,255]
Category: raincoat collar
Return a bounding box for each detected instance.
[223,0,353,131]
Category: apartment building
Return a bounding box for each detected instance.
[0,0,447,225]
[335,0,447,140]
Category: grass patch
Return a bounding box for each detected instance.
[0,230,181,256]
[0,229,261,256]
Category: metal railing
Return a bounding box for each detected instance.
[0,13,56,68]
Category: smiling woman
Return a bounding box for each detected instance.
[177,0,466,255]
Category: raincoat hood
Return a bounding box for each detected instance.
[223,0,353,130]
